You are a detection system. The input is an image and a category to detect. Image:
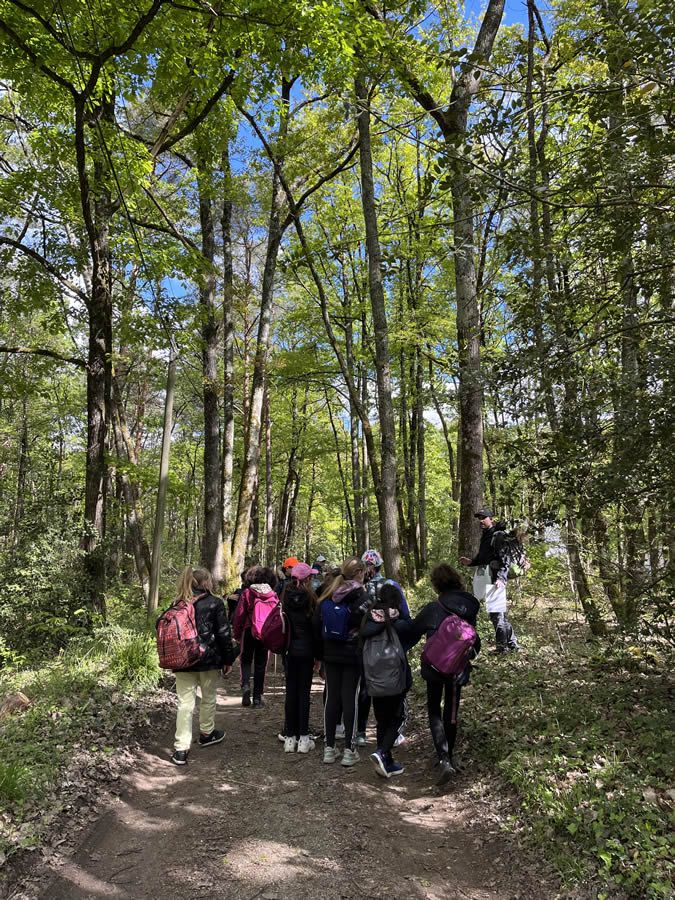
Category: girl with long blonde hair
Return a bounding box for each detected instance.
[169,566,236,766]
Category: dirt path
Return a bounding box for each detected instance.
[32,671,555,900]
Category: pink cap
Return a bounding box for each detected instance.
[291,562,318,581]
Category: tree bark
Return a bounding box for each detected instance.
[198,167,223,583]
[221,143,236,572]
[230,80,292,579]
[355,74,401,580]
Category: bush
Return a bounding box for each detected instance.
[104,627,160,691]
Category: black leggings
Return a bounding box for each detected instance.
[285,656,314,739]
[324,662,360,750]
[372,693,405,754]
[240,629,268,700]
[426,678,462,760]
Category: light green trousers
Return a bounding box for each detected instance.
[174,669,220,751]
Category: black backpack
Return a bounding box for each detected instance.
[491,529,531,579]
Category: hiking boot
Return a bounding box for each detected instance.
[198,729,225,748]
[370,750,390,779]
[386,760,405,777]
[355,731,367,747]
[170,750,189,766]
[242,689,251,707]
[297,735,315,753]
[393,733,406,748]
[252,697,264,708]
[436,757,457,786]
[284,736,297,753]
[323,745,339,764]
[335,723,345,740]
[341,748,360,767]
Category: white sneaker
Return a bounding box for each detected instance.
[297,735,315,753]
[355,732,367,747]
[284,737,297,753]
[323,745,338,764]
[341,748,360,767]
[393,733,406,747]
[335,723,345,740]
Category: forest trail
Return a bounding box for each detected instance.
[37,673,553,900]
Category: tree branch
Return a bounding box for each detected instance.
[0,236,89,303]
[0,345,86,368]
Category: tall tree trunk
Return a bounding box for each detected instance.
[264,384,275,567]
[415,348,428,571]
[78,96,115,616]
[355,75,401,580]
[566,509,607,636]
[198,168,223,583]
[221,143,236,574]
[11,396,28,554]
[230,80,292,579]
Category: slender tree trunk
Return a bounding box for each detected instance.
[264,384,275,567]
[566,509,607,636]
[221,143,236,574]
[355,75,401,580]
[230,81,292,579]
[415,348,428,571]
[198,168,223,583]
[11,396,28,554]
[148,354,177,617]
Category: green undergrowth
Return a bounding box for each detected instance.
[0,625,162,862]
[461,601,674,898]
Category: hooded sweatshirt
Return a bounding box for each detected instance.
[232,583,278,642]
[313,581,367,665]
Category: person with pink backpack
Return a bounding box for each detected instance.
[232,566,279,708]
[403,563,481,785]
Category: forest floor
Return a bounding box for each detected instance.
[5,667,562,900]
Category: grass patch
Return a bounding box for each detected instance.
[460,597,675,899]
[0,625,163,859]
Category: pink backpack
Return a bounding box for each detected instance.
[421,611,477,678]
[250,592,279,640]
[260,601,290,653]
[156,597,206,670]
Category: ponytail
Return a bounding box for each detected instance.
[318,556,365,602]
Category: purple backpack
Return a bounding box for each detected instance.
[421,611,477,678]
[260,601,290,653]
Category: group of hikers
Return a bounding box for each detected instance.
[157,507,523,785]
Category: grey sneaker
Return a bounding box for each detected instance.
[355,732,367,747]
[335,723,345,740]
[323,745,339,764]
[341,748,360,767]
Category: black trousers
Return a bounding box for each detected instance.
[240,629,267,700]
[324,662,360,750]
[285,656,314,739]
[489,611,518,650]
[426,678,462,760]
[372,693,406,754]
[357,676,371,733]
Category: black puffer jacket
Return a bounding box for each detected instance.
[282,585,316,659]
[313,583,368,665]
[174,591,238,672]
[403,590,481,684]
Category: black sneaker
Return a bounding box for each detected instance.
[489,647,507,655]
[252,697,264,708]
[170,750,189,766]
[242,689,251,707]
[436,757,457,786]
[198,729,225,748]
